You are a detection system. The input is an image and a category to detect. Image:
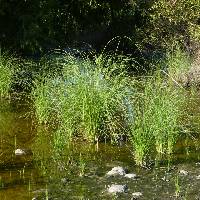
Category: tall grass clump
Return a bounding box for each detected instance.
[130,70,185,166]
[32,55,134,144]
[129,46,190,166]
[33,50,188,166]
[0,51,15,97]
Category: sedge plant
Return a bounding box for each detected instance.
[130,71,185,166]
[129,46,188,166]
[32,55,134,144]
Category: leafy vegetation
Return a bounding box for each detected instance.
[1,1,199,56]
[1,3,200,200]
[130,72,184,166]
[0,52,15,97]
[0,1,199,168]
[30,51,189,166]
[32,55,134,143]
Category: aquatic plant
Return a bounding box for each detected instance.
[32,55,134,143]
[32,51,188,166]
[129,46,189,166]
[45,184,49,200]
[130,71,184,166]
[0,176,4,189]
[0,51,36,96]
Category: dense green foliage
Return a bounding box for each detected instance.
[0,0,199,54]
[130,73,184,165]
[32,56,133,143]
[0,52,15,97]
[0,1,199,167]
[138,0,200,49]
[30,53,187,166]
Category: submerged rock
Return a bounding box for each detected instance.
[15,149,26,155]
[106,166,126,176]
[196,175,200,179]
[179,170,188,175]
[107,184,128,194]
[124,173,138,179]
[32,189,47,194]
[132,192,143,199]
[15,148,32,156]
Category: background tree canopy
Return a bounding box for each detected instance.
[0,0,200,55]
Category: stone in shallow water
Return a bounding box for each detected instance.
[179,170,188,175]
[124,173,137,179]
[107,184,128,194]
[132,192,143,199]
[196,175,200,179]
[15,149,26,156]
[15,148,32,156]
[106,166,126,176]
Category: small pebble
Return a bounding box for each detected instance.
[195,162,200,166]
[124,173,137,179]
[106,166,126,176]
[196,175,200,180]
[107,184,128,194]
[179,170,188,175]
[132,192,143,199]
[15,149,26,156]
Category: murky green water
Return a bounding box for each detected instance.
[0,96,200,199]
[0,97,36,200]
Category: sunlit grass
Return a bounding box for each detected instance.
[129,53,186,165]
[0,51,15,97]
[32,55,134,144]
[32,50,188,166]
[130,75,184,165]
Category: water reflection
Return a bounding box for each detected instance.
[0,97,37,200]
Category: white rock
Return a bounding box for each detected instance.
[124,173,137,179]
[132,192,143,199]
[196,175,200,179]
[196,162,200,165]
[106,166,126,176]
[107,184,128,194]
[179,170,188,175]
[15,149,26,156]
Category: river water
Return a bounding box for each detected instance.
[0,96,200,200]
